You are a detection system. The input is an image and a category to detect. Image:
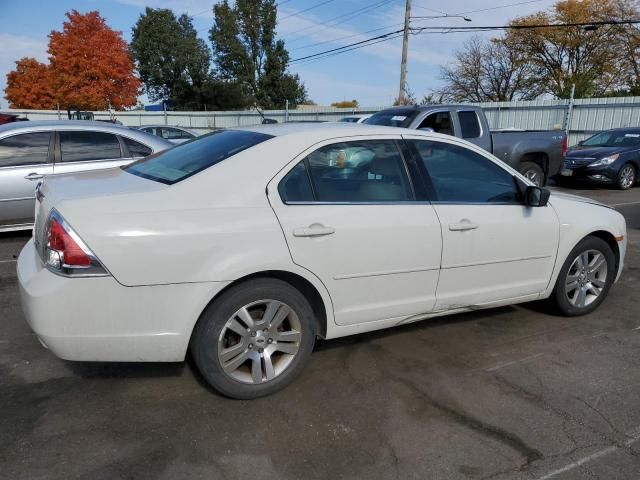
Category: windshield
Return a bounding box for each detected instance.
[124,129,273,184]
[365,109,418,127]
[582,130,640,148]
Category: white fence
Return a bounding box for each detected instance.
[5,96,640,146]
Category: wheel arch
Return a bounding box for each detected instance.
[519,152,549,178]
[189,270,330,349]
[587,230,620,273]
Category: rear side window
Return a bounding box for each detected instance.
[279,140,413,203]
[458,111,481,139]
[122,137,153,157]
[0,132,51,167]
[279,161,314,202]
[411,140,519,204]
[59,131,122,162]
[124,129,273,184]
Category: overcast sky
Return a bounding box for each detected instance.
[0,0,558,108]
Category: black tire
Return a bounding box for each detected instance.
[549,236,616,316]
[617,163,636,190]
[191,278,316,399]
[519,161,545,186]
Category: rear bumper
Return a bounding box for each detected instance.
[17,239,228,362]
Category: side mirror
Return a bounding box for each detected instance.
[577,140,585,146]
[525,185,550,207]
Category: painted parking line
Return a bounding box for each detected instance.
[535,429,640,480]
[0,259,17,264]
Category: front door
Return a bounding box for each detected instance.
[0,131,53,228]
[405,136,559,309]
[269,137,443,326]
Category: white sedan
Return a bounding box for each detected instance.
[18,123,627,399]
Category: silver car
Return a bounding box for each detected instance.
[0,120,172,232]
[135,125,200,144]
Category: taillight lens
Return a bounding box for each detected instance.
[44,209,108,276]
[562,136,568,157]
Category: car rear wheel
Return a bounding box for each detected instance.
[617,163,636,190]
[550,236,615,316]
[191,278,316,399]
[520,162,545,186]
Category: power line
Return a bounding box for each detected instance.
[291,22,404,51]
[279,0,338,21]
[455,0,546,16]
[292,33,405,65]
[284,0,393,44]
[410,19,640,32]
[290,19,640,65]
[290,28,404,63]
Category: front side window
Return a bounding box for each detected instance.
[458,111,481,139]
[279,140,413,203]
[59,131,122,162]
[417,112,454,136]
[124,129,273,184]
[0,132,51,167]
[411,140,519,204]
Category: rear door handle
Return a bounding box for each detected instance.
[24,173,44,180]
[449,219,479,231]
[293,223,336,237]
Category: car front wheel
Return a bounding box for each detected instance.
[191,278,316,399]
[550,236,615,316]
[617,163,636,190]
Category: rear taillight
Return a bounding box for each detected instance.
[44,209,108,276]
[562,136,568,157]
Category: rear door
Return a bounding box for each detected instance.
[268,136,443,326]
[53,130,132,174]
[455,109,491,152]
[0,131,53,228]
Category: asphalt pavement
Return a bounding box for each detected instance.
[1,183,639,480]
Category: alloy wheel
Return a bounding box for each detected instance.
[565,249,608,308]
[619,165,635,189]
[524,169,541,186]
[217,299,302,384]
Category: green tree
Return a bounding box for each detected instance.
[210,0,306,109]
[131,8,212,109]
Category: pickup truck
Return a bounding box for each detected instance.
[366,105,567,186]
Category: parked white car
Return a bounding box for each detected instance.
[18,124,627,399]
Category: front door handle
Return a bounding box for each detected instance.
[449,219,479,231]
[24,172,44,180]
[293,223,336,237]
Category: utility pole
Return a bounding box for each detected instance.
[398,0,411,104]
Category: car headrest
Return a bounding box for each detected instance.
[369,154,400,177]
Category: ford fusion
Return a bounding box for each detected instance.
[18,124,627,399]
[559,128,640,189]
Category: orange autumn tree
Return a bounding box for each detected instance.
[5,10,140,111]
[5,58,56,109]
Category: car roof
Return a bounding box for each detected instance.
[234,121,417,138]
[0,120,173,148]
